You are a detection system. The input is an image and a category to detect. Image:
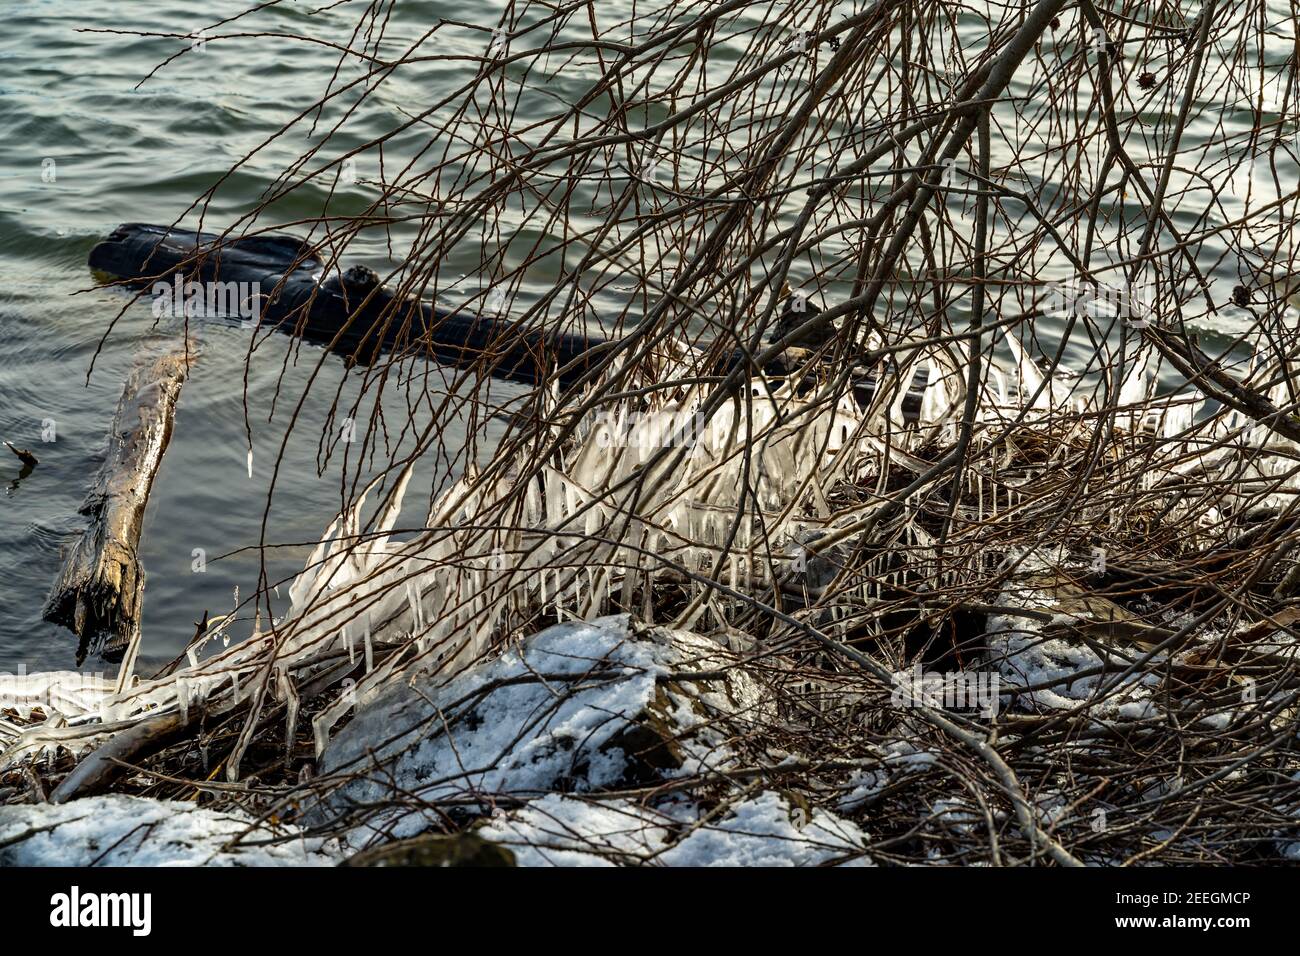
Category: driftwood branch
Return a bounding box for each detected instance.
[43,347,195,664]
[48,708,193,804]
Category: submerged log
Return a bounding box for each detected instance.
[88,222,612,385]
[43,348,194,664]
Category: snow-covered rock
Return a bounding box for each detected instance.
[316,615,763,843]
[475,794,675,866]
[985,572,1162,715]
[0,795,338,866]
[476,790,871,867]
[658,791,871,867]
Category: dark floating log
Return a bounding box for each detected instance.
[87,223,930,412]
[88,222,611,387]
[43,349,194,664]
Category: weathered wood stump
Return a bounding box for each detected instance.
[43,348,194,664]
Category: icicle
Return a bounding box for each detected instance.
[246,447,254,478]
[643,577,654,623]
[274,671,295,761]
[313,716,330,758]
[406,581,422,630]
[363,624,374,672]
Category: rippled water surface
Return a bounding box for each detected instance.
[0,1,526,673]
[0,1,1289,673]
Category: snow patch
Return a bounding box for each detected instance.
[317,615,761,843]
[0,795,337,867]
[660,791,871,867]
[478,790,870,867]
[985,580,1160,715]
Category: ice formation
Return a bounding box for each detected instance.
[4,329,1298,777]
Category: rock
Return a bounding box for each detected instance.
[341,832,516,867]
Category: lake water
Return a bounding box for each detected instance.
[0,0,535,674]
[0,1,1290,674]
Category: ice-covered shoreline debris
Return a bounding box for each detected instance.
[8,327,1300,865]
[0,618,871,867]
